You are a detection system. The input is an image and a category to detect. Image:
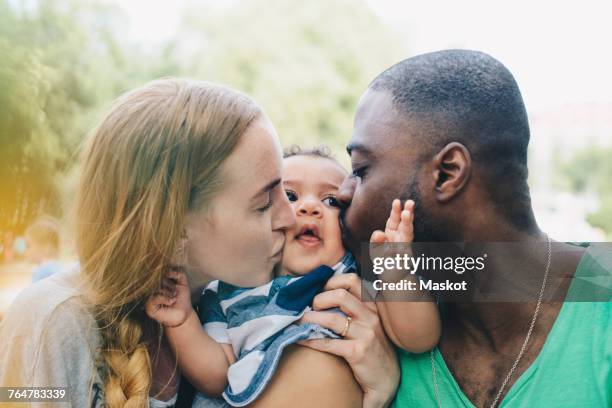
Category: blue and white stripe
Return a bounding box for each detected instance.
[196,252,356,407]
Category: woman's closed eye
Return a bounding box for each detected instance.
[257,191,273,212]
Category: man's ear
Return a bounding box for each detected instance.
[431,142,471,202]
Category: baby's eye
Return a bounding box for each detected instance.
[322,196,340,208]
[285,190,298,202]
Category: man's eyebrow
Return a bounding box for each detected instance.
[346,142,372,156]
[252,178,282,200]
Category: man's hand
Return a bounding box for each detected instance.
[145,269,193,327]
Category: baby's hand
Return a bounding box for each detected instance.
[370,199,414,245]
[368,199,415,282]
[145,269,193,327]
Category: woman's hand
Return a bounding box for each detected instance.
[145,270,193,328]
[298,273,400,408]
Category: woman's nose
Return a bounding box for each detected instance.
[298,199,322,217]
[273,187,296,231]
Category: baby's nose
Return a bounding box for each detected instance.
[298,199,322,216]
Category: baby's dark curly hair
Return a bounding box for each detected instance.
[282,144,347,173]
[282,144,332,159]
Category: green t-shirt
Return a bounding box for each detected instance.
[393,243,612,407]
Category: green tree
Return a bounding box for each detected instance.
[175,0,406,163]
[0,0,155,234]
[0,0,407,237]
[0,0,179,233]
[559,145,612,238]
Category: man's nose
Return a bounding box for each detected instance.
[298,199,322,217]
[336,176,355,210]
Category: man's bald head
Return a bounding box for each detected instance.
[369,50,533,231]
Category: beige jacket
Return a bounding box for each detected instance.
[0,268,176,407]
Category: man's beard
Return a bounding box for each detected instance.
[339,207,353,251]
[400,177,438,242]
[339,176,440,254]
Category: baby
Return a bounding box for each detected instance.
[146,145,440,406]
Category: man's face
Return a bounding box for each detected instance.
[337,89,428,265]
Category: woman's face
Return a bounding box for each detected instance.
[184,116,295,288]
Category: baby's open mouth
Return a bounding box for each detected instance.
[295,224,322,246]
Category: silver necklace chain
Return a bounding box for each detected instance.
[431,235,552,408]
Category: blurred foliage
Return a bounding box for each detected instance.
[0,0,137,233]
[174,0,404,158]
[2,0,609,243]
[0,0,405,235]
[559,146,612,238]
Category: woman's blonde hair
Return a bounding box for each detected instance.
[75,78,261,407]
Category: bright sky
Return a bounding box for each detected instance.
[107,0,612,113]
[364,0,612,111]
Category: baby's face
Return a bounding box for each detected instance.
[281,155,347,276]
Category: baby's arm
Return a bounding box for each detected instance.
[145,270,235,397]
[371,199,441,353]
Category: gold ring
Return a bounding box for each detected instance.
[340,316,352,337]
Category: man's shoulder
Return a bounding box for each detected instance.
[567,242,612,302]
[584,242,612,271]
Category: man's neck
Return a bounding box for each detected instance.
[440,228,584,351]
[440,224,548,348]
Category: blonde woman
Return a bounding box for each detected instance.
[0,79,399,407]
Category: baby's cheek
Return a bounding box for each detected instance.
[280,244,312,275]
[323,223,346,264]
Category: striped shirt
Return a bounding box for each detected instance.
[197,253,356,407]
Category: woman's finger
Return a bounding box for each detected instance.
[300,310,351,337]
[302,310,375,340]
[323,273,362,297]
[311,288,366,318]
[321,273,378,313]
